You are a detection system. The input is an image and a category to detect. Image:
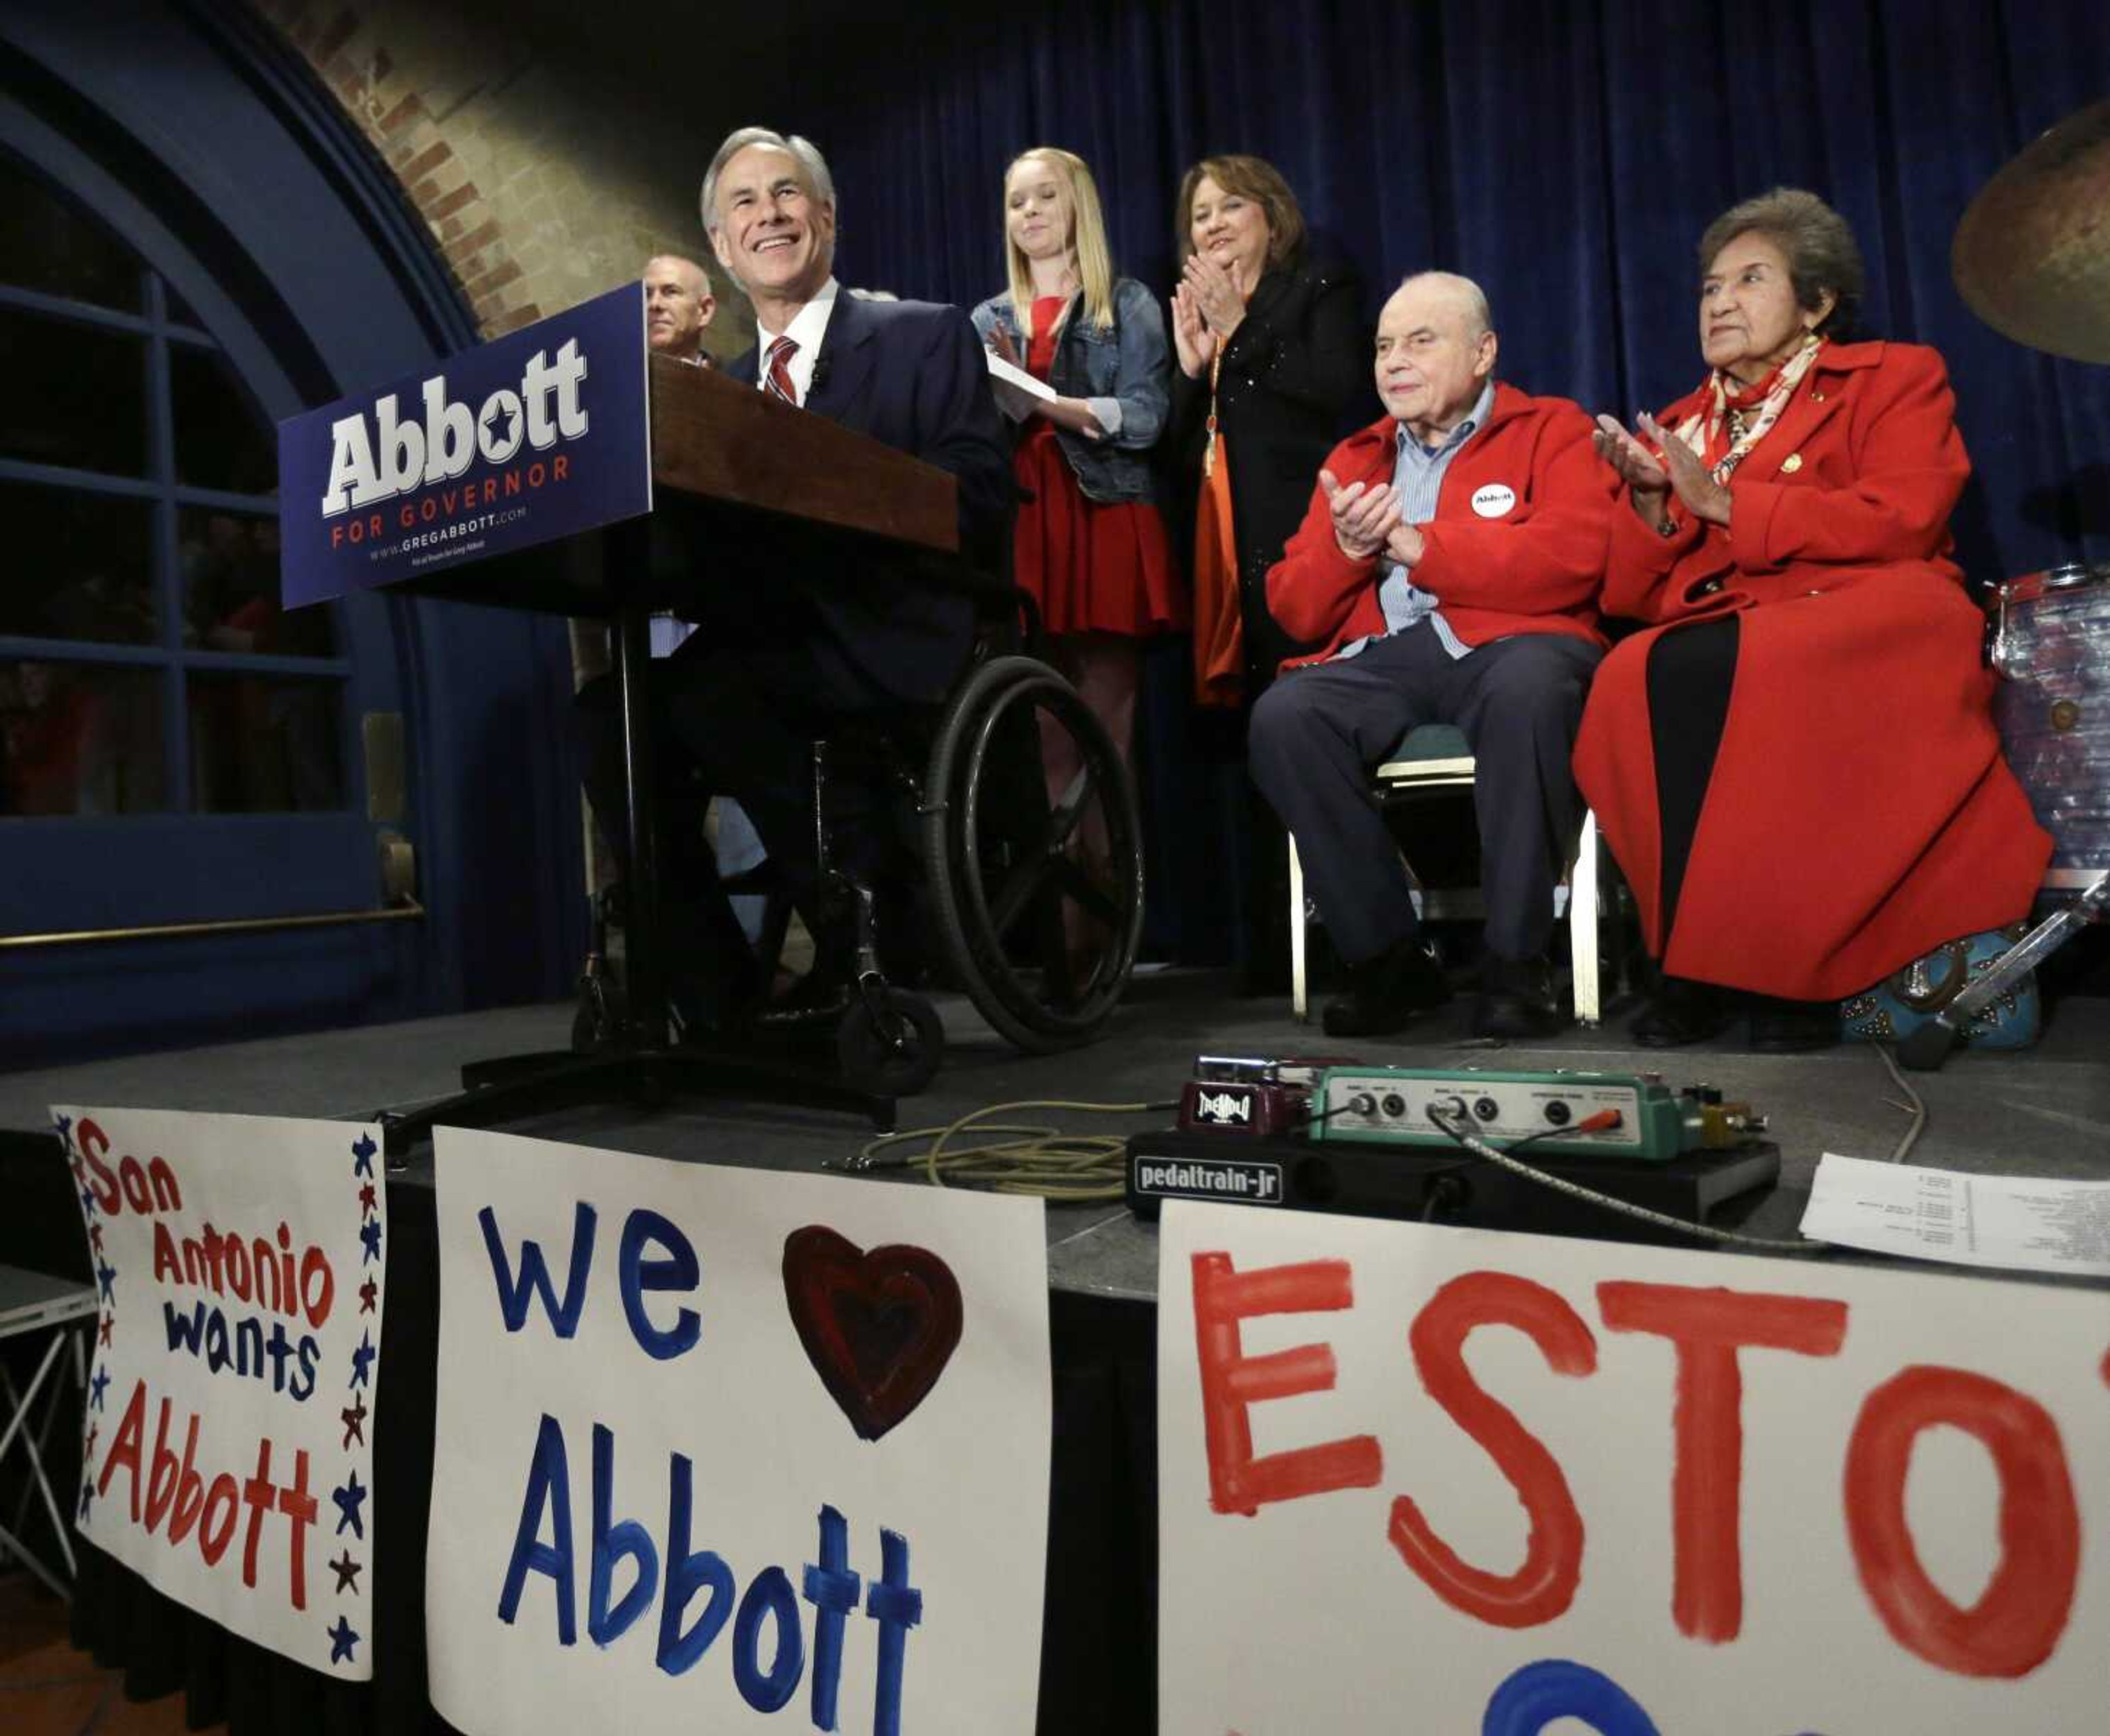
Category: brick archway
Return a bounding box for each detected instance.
[252,3,541,336]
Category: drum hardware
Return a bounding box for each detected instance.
[1953,99,2110,364]
[1898,868,2109,1071]
[1991,562,2110,890]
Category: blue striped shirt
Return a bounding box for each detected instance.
[1337,376,1496,663]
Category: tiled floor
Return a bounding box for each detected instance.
[0,1572,213,1736]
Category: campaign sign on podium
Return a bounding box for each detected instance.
[1157,1202,2110,1736]
[277,283,652,607]
[56,1108,387,1679]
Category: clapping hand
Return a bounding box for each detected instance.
[1170,282,1215,378]
[1592,414,1668,496]
[1639,410,1731,526]
[1382,520,1426,568]
[1319,468,1403,562]
[1593,411,1731,528]
[1181,250,1248,339]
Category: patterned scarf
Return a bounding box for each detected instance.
[1672,332,1825,483]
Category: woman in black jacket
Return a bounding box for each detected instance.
[1168,154,1367,704]
[1165,154,1365,987]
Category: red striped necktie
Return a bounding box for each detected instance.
[763,335,799,405]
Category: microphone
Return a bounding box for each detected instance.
[809,350,831,397]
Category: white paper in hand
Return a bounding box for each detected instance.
[984,347,1054,421]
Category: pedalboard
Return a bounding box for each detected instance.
[1126,1056,1780,1243]
[1309,1066,1763,1164]
[1125,1128,1780,1246]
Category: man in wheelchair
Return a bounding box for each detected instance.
[575,125,1013,1036]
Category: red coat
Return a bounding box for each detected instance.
[1264,382,1612,670]
[1573,340,2052,999]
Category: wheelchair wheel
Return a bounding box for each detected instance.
[921,655,1143,1053]
[835,988,944,1097]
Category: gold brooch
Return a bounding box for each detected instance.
[1781,453,1803,474]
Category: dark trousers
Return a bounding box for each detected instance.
[1248,626,1602,965]
[573,633,891,1014]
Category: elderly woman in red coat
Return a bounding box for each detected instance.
[1574,188,2050,1049]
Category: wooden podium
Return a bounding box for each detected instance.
[280,316,974,1153]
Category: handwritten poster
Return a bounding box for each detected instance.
[57,1107,385,1677]
[1157,1203,2110,1735]
[426,1126,1051,1735]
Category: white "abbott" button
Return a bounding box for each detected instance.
[1470,482,1517,518]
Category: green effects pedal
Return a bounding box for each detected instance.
[1308,1067,1763,1164]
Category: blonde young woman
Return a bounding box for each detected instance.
[970,148,1182,970]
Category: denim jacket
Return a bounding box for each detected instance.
[970,276,1169,505]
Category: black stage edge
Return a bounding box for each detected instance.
[1126,1127,1781,1247]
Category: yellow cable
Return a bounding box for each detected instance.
[855,1099,1165,1201]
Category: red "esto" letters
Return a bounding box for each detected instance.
[1189,1253,2093,1680]
[1596,1279,1848,1644]
[1190,1254,1381,1515]
[1389,1273,1596,1629]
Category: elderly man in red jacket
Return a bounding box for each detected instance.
[1250,271,1613,1038]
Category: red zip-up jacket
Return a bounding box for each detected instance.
[1264,381,1614,672]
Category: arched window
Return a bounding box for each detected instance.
[1,149,346,821]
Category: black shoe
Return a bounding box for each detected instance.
[1472,953,1567,1040]
[1630,976,1733,1047]
[1321,935,1451,1038]
[1748,995,1839,1053]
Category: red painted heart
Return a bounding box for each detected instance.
[781,1226,963,1442]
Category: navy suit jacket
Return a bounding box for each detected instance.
[724,291,1011,705]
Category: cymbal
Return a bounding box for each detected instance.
[1953,99,2110,364]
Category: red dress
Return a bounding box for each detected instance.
[1013,296,1183,637]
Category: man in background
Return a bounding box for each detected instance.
[642,253,715,364]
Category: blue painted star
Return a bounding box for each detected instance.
[80,1183,97,1215]
[352,1133,376,1178]
[348,1329,375,1390]
[96,1260,116,1303]
[359,1217,382,1265]
[332,1471,367,1539]
[89,1366,110,1411]
[54,1112,72,1145]
[326,1615,359,1664]
[79,1479,93,1521]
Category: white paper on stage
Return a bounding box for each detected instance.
[1156,1201,2110,1736]
[426,1127,1051,1736]
[984,346,1056,421]
[56,1107,386,1679]
[1803,1151,2110,1277]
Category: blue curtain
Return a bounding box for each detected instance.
[749,0,2110,959]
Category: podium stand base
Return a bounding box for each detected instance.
[375,1043,895,1161]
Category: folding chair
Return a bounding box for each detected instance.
[0,1264,96,1599]
[1287,723,1617,1025]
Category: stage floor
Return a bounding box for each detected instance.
[5,971,2106,1299]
